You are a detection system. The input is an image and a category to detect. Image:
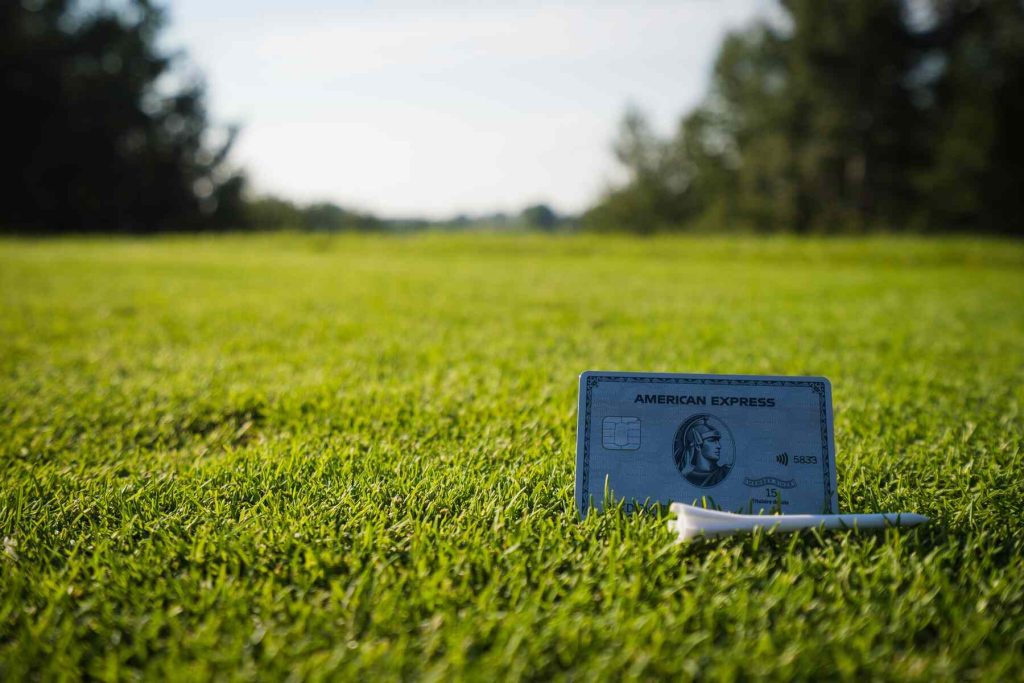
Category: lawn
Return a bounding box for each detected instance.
[1,233,1022,680]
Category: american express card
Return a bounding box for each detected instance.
[575,371,838,518]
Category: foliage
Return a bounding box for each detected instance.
[244,196,306,230]
[0,0,245,233]
[2,233,1023,679]
[245,196,381,232]
[520,204,559,231]
[303,202,380,232]
[584,108,697,235]
[585,0,1024,234]
[916,0,1024,232]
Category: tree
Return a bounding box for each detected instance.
[586,0,1024,235]
[302,202,380,232]
[245,196,304,230]
[915,0,1024,233]
[521,204,559,231]
[0,0,246,232]
[582,107,698,233]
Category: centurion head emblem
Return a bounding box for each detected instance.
[673,414,734,488]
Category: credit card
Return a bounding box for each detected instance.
[575,371,837,517]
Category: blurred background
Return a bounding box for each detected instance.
[2,0,1022,236]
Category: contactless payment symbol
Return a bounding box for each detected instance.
[673,414,735,488]
[602,417,641,450]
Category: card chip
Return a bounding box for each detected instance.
[602,416,641,450]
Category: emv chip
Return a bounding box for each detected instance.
[602,416,641,450]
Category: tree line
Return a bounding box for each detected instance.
[2,0,248,233]
[0,1,573,234]
[3,0,1022,235]
[585,0,1024,235]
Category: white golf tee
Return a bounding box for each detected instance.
[668,502,929,542]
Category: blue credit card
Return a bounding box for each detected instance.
[575,371,838,517]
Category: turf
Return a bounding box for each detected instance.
[1,233,1022,680]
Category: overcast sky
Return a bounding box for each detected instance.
[167,0,769,218]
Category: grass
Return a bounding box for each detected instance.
[1,232,1022,680]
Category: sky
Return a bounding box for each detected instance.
[166,0,770,218]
